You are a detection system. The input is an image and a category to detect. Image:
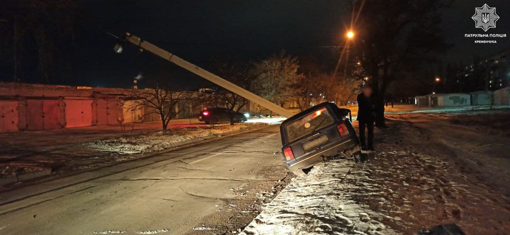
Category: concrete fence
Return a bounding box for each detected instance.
[0,98,134,133]
[0,101,19,132]
[494,87,510,105]
[0,82,215,133]
[416,87,510,107]
[471,91,492,105]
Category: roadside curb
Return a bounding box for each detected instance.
[0,169,53,188]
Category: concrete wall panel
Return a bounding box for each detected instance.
[42,100,62,130]
[123,100,144,123]
[471,92,492,105]
[65,99,93,128]
[444,94,471,106]
[107,99,123,125]
[144,106,160,122]
[26,100,43,131]
[494,88,509,105]
[25,100,63,130]
[0,101,19,133]
[95,99,108,125]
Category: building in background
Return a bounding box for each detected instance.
[459,49,510,92]
[0,82,201,133]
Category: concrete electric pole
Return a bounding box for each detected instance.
[122,33,295,118]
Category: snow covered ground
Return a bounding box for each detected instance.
[86,124,265,155]
[242,159,396,235]
[242,108,510,235]
[2,105,510,234]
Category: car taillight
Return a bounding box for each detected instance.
[283,147,295,161]
[337,123,349,137]
[202,111,209,116]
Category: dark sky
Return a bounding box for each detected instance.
[73,0,349,88]
[441,0,510,63]
[3,0,510,88]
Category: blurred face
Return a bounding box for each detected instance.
[363,87,372,97]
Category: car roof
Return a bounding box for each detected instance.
[206,107,228,111]
[282,102,337,125]
[280,102,340,145]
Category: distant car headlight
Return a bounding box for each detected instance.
[244,113,250,118]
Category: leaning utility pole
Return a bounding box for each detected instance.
[121,33,295,118]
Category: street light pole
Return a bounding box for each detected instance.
[121,33,295,118]
[333,31,355,79]
[433,77,440,94]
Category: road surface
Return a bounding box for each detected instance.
[0,125,289,235]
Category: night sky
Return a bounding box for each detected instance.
[3,0,510,88]
[441,0,510,62]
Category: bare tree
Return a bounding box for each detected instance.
[326,74,360,106]
[253,51,303,108]
[349,0,451,127]
[294,56,322,111]
[293,72,360,111]
[212,59,263,125]
[293,56,360,111]
[128,81,194,134]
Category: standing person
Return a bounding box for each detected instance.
[357,86,375,151]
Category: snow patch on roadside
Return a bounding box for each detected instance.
[86,124,266,155]
[135,229,170,234]
[94,230,126,234]
[94,229,170,234]
[242,159,397,235]
[193,226,218,231]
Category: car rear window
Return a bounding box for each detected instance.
[285,108,335,142]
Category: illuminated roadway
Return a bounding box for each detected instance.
[0,125,287,235]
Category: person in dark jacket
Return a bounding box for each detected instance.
[357,86,375,151]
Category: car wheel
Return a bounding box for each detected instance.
[341,145,362,162]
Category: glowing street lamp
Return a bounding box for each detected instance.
[347,31,354,39]
[433,77,440,94]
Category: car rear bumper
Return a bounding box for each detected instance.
[288,137,358,171]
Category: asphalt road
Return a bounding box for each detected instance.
[0,125,289,235]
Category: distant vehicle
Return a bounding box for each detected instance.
[198,108,248,124]
[280,102,360,175]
